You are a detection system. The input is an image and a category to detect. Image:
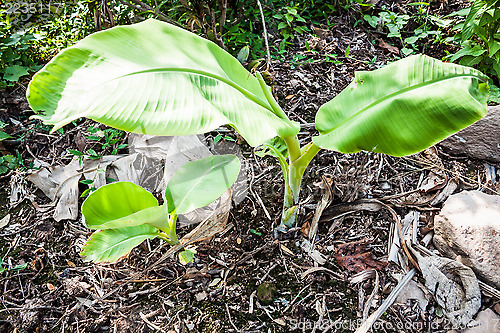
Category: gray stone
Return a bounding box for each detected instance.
[439,106,500,163]
[433,191,500,289]
[463,309,500,333]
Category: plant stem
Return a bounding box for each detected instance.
[167,214,179,244]
[280,141,322,228]
[156,232,177,245]
[284,135,301,161]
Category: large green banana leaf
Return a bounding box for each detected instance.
[81,225,159,263]
[27,19,299,147]
[165,155,240,215]
[314,55,489,157]
[82,182,169,231]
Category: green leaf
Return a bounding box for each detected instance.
[81,225,159,263]
[69,149,83,156]
[11,263,28,271]
[462,0,497,42]
[27,19,299,147]
[0,131,12,141]
[488,83,500,103]
[82,182,169,231]
[363,15,379,28]
[314,55,489,157]
[1,48,21,63]
[237,45,250,63]
[165,155,240,215]
[488,39,500,57]
[3,65,29,82]
[278,22,289,30]
[178,247,197,265]
[255,136,289,159]
[450,43,486,62]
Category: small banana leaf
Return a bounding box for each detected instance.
[165,155,240,215]
[81,225,159,263]
[82,182,169,231]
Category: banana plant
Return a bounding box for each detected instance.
[80,154,240,263]
[27,19,489,234]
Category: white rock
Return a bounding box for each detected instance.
[462,309,500,333]
[433,191,500,289]
[195,291,207,302]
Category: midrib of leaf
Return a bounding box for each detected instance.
[318,73,487,135]
[170,159,232,215]
[90,231,158,258]
[112,68,274,114]
[92,206,165,230]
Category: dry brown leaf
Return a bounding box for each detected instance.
[280,244,295,256]
[300,221,310,237]
[334,239,388,273]
[308,175,333,239]
[377,39,399,55]
[320,199,384,222]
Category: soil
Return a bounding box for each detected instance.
[1,2,499,333]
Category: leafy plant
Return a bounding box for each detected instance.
[273,5,309,51]
[0,26,43,87]
[0,0,94,87]
[80,154,240,263]
[447,0,500,102]
[0,155,20,175]
[362,4,452,56]
[27,19,489,237]
[0,121,11,142]
[85,127,128,154]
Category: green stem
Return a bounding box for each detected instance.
[157,213,179,244]
[284,135,301,162]
[167,214,179,244]
[156,232,177,245]
[281,142,322,228]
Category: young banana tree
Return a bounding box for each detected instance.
[80,154,240,263]
[27,19,489,234]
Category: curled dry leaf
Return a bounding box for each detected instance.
[412,250,481,327]
[308,175,333,240]
[300,238,327,265]
[334,239,388,274]
[28,134,239,224]
[320,199,383,222]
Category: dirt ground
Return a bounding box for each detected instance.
[1,1,500,332]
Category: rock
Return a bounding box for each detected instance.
[195,291,207,302]
[439,105,500,163]
[462,309,500,333]
[433,190,500,289]
[256,282,277,305]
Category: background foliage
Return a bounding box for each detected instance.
[1,0,498,103]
